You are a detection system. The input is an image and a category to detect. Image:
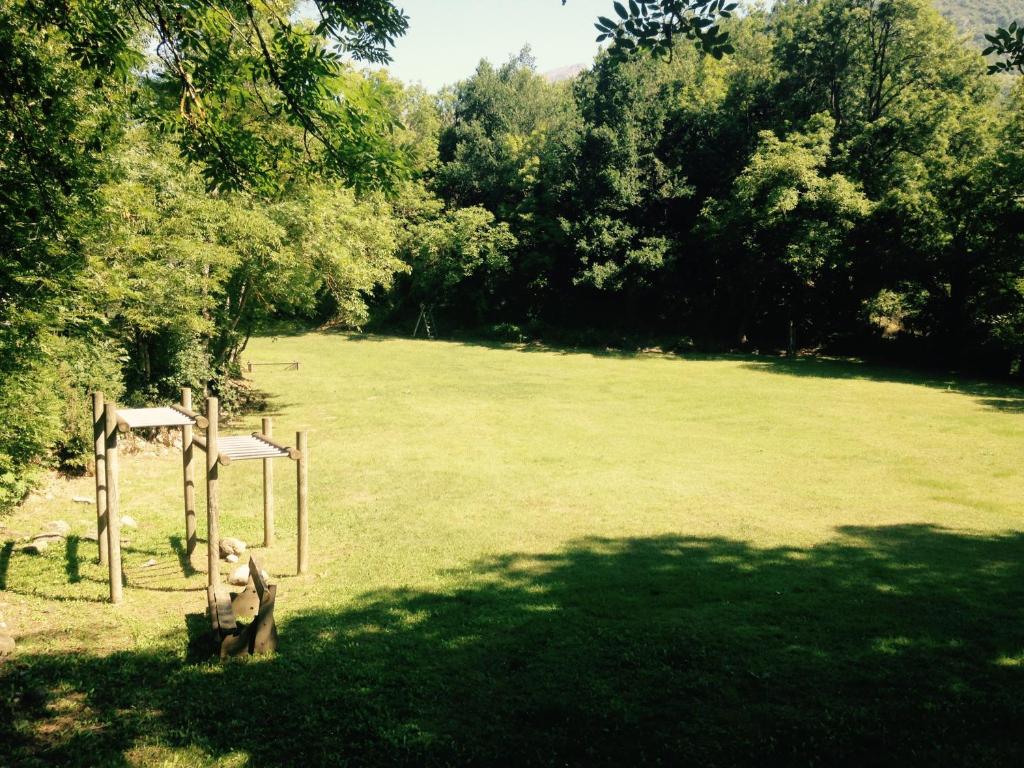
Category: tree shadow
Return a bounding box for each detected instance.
[0,540,12,590]
[4,525,1023,766]
[63,535,81,584]
[325,332,1024,412]
[738,356,1024,411]
[169,535,198,578]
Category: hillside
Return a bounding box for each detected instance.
[934,0,1024,46]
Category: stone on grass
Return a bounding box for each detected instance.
[225,554,239,564]
[219,537,247,559]
[45,520,71,536]
[81,531,98,542]
[228,563,269,586]
[0,635,15,656]
[141,558,157,568]
[72,496,92,504]
[120,516,138,529]
[22,540,48,555]
[228,564,251,586]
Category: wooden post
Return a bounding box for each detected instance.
[206,396,220,586]
[103,403,123,604]
[787,319,796,358]
[92,392,108,566]
[247,361,253,373]
[296,430,308,575]
[262,416,274,547]
[181,387,197,557]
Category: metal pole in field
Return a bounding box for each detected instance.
[181,387,197,557]
[262,416,274,547]
[92,392,108,566]
[206,396,220,586]
[296,430,308,575]
[103,403,123,604]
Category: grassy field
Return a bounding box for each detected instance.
[2,332,1024,766]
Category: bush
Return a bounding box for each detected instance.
[0,334,124,511]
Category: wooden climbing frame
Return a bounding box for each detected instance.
[91,388,310,604]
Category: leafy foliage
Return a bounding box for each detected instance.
[0,0,413,508]
[984,21,1024,73]
[95,130,407,395]
[418,0,1024,370]
[23,0,411,194]
[584,0,739,59]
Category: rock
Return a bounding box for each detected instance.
[30,533,64,546]
[0,635,15,656]
[141,558,157,568]
[81,531,98,542]
[72,496,93,504]
[228,563,269,586]
[225,554,239,564]
[228,564,251,586]
[219,537,247,559]
[21,541,48,555]
[44,520,71,536]
[120,516,138,529]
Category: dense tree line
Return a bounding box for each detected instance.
[380,0,1024,379]
[1,0,1023,509]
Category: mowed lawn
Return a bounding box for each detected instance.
[2,333,1024,766]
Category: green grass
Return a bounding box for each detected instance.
[2,333,1024,766]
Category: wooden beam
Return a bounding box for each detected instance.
[262,417,274,547]
[181,388,197,557]
[103,403,123,604]
[206,397,221,586]
[92,392,108,567]
[296,430,308,576]
[170,401,209,429]
[251,431,301,460]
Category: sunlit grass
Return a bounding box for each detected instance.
[3,333,1024,764]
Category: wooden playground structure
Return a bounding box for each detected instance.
[90,388,308,606]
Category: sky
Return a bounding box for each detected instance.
[301,0,613,90]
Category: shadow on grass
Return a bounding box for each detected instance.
[64,535,81,584]
[318,332,1024,413]
[0,540,12,590]
[5,525,1022,766]
[738,356,1024,411]
[169,535,198,578]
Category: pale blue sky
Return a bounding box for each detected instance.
[302,1,613,90]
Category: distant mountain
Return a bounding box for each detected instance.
[933,0,1024,47]
[542,63,587,83]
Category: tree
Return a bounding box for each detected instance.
[433,48,580,330]
[702,114,871,348]
[984,21,1024,74]
[23,0,411,193]
[393,186,517,327]
[1,0,414,507]
[583,0,739,59]
[96,130,407,391]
